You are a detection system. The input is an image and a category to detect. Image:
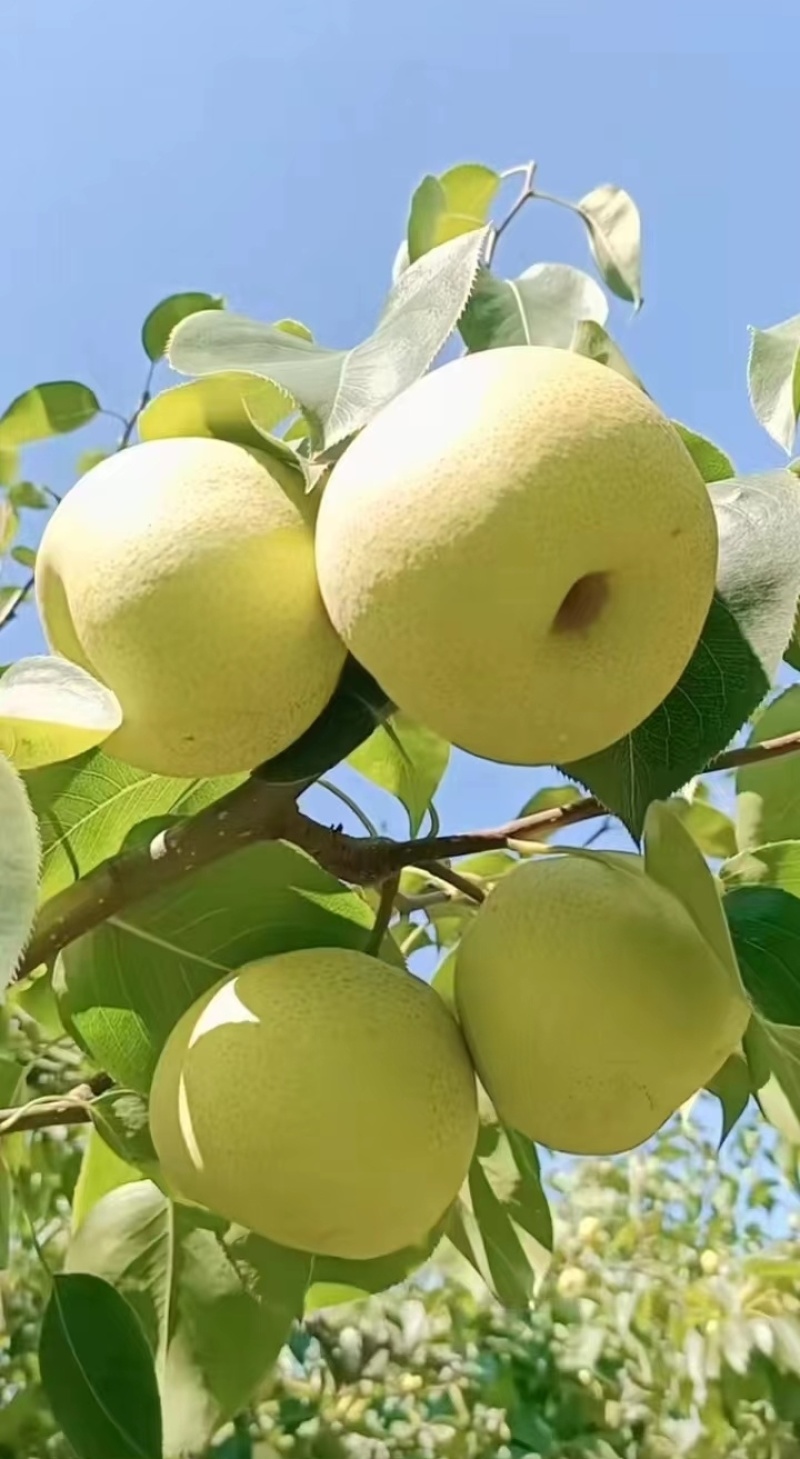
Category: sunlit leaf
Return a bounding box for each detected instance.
[139,370,294,451]
[569,319,645,389]
[0,656,121,769]
[672,423,735,484]
[408,163,500,261]
[577,183,642,307]
[0,755,40,991]
[348,712,449,834]
[72,1128,142,1232]
[141,290,224,362]
[169,228,487,449]
[0,382,99,446]
[736,687,800,848]
[460,263,608,352]
[748,313,800,453]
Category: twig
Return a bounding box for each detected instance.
[411,861,486,905]
[16,727,800,983]
[366,873,401,956]
[484,160,538,268]
[117,362,155,451]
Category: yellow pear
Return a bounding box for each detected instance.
[35,437,346,777]
[454,853,750,1155]
[149,947,478,1259]
[315,346,718,765]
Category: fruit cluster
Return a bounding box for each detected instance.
[35,344,748,1263]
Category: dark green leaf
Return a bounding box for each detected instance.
[306,1215,448,1311]
[39,1272,162,1459]
[460,263,607,353]
[141,291,224,362]
[55,842,380,1090]
[408,164,499,262]
[24,747,243,901]
[736,687,800,848]
[89,1089,159,1174]
[168,228,487,449]
[672,423,735,483]
[68,1182,302,1457]
[724,885,800,1025]
[569,319,645,389]
[0,382,99,446]
[7,481,51,510]
[748,313,800,453]
[254,656,393,786]
[565,472,800,835]
[706,1052,753,1146]
[577,184,642,307]
[348,712,449,834]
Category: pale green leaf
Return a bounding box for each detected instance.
[722,841,800,896]
[748,314,800,453]
[169,228,487,449]
[0,583,29,628]
[460,263,608,352]
[577,183,642,307]
[0,448,18,485]
[141,291,224,362]
[0,499,18,554]
[67,1182,305,1457]
[348,712,449,834]
[0,656,122,769]
[569,319,645,388]
[643,801,742,984]
[7,480,51,509]
[0,382,100,446]
[0,755,40,990]
[12,544,36,569]
[667,796,738,859]
[672,423,735,483]
[72,1128,142,1232]
[736,687,800,848]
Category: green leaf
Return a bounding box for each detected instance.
[254,656,393,786]
[643,801,741,982]
[0,447,18,485]
[169,228,487,450]
[0,656,122,770]
[77,449,109,478]
[56,842,381,1090]
[141,291,224,362]
[408,164,500,261]
[12,544,36,568]
[565,471,800,835]
[706,1052,753,1146]
[72,1128,142,1232]
[7,480,51,509]
[517,783,584,824]
[0,1054,27,1267]
[667,796,738,859]
[24,747,242,901]
[569,319,645,389]
[0,582,29,627]
[139,370,294,452]
[67,1182,304,1457]
[736,687,800,848]
[39,1271,162,1459]
[0,382,100,446]
[305,1215,447,1312]
[724,885,800,1025]
[577,184,642,307]
[460,263,608,353]
[672,423,735,484]
[89,1089,159,1174]
[348,712,449,834]
[747,313,800,453]
[722,840,800,897]
[447,1103,551,1308]
[0,755,40,991]
[0,498,18,555]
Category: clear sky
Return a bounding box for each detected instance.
[2,0,799,841]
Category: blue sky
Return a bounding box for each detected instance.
[2,0,799,842]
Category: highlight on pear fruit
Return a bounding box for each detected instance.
[0,754,40,989]
[315,345,718,765]
[454,852,750,1155]
[149,947,478,1259]
[35,437,346,777]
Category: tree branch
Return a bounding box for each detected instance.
[16,727,800,983]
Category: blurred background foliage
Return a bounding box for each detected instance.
[4,1092,800,1459]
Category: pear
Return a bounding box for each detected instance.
[315,346,717,765]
